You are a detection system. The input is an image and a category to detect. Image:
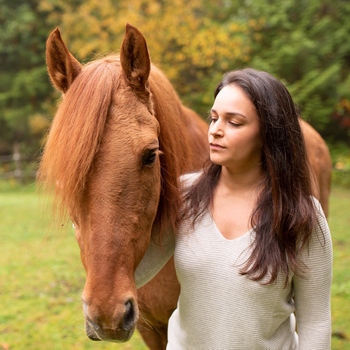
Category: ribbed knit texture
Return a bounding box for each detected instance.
[135,173,332,350]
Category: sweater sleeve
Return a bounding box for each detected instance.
[134,172,199,288]
[293,199,333,350]
[134,228,175,288]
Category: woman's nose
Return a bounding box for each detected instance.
[209,120,223,136]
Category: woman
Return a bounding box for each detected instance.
[135,68,332,349]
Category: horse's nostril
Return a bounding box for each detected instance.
[85,316,102,341]
[123,299,136,331]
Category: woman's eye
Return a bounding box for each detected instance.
[229,121,241,127]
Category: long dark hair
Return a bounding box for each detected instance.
[184,68,318,285]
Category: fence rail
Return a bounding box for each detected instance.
[0,150,38,182]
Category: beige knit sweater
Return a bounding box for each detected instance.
[135,173,332,350]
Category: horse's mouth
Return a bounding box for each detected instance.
[85,319,135,343]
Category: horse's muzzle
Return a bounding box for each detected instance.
[84,299,137,343]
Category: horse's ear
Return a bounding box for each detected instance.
[46,28,82,93]
[120,24,150,90]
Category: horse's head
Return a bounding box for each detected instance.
[43,24,164,342]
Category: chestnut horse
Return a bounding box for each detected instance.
[39,24,332,349]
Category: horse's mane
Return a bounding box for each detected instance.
[39,55,192,231]
[148,65,194,231]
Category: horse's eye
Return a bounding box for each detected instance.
[142,148,158,167]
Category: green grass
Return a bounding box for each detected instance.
[329,186,350,349]
[0,184,146,350]
[0,183,349,349]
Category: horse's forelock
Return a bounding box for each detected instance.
[39,56,121,219]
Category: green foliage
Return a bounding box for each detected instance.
[238,0,350,137]
[330,142,350,188]
[0,0,54,156]
[1,0,350,170]
[39,0,249,116]
[332,170,350,189]
[38,0,350,142]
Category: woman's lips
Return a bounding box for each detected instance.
[209,143,225,150]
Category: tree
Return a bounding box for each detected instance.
[238,0,350,142]
[1,0,348,168]
[41,0,350,145]
[0,0,54,157]
[39,0,249,116]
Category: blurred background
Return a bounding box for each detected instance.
[0,0,349,349]
[1,0,350,181]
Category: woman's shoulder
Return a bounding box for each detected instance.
[311,196,327,220]
[310,196,331,245]
[180,170,203,189]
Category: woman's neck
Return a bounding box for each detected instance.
[218,164,264,195]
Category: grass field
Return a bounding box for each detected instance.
[0,182,349,349]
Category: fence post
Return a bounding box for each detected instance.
[13,142,22,183]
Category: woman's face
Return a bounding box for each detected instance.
[208,84,262,172]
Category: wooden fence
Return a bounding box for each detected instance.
[0,144,38,182]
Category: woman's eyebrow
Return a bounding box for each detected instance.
[211,108,247,119]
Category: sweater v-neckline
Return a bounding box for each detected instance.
[207,211,253,242]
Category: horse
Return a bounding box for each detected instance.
[39,24,332,349]
[300,119,332,217]
[40,24,208,349]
